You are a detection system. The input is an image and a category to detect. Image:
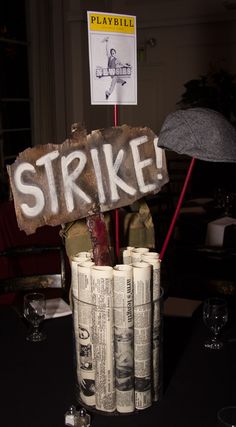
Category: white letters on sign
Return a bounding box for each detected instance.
[130,136,156,193]
[14,162,45,217]
[103,144,136,201]
[36,151,59,214]
[90,148,106,204]
[7,124,169,234]
[61,151,91,212]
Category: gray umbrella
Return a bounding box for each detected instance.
[157,107,236,162]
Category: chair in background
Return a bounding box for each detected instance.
[224,224,236,248]
[0,200,71,302]
[0,244,69,298]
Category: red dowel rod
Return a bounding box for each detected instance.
[159,157,196,261]
[115,208,120,260]
[114,104,118,127]
[114,104,120,260]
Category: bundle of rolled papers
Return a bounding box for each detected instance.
[71,247,162,414]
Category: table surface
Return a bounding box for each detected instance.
[176,197,236,246]
[1,302,236,427]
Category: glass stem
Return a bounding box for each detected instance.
[32,323,40,335]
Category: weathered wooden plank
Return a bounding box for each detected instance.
[7,124,168,234]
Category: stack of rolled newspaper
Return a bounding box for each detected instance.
[71,247,162,414]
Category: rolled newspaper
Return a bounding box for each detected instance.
[113,264,134,413]
[71,252,92,298]
[142,251,159,261]
[132,262,152,410]
[142,255,162,401]
[122,246,135,265]
[91,266,116,412]
[71,255,92,391]
[131,247,150,264]
[77,261,95,406]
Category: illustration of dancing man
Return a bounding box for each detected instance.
[103,37,128,100]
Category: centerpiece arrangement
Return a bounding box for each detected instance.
[6,4,236,420]
[7,121,168,415]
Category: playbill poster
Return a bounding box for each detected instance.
[87,11,137,105]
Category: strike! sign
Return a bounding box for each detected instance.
[7,124,169,234]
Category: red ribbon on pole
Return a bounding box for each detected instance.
[114,104,120,261]
[159,157,196,261]
[114,104,118,127]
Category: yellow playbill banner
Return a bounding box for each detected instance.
[88,12,135,34]
[87,11,137,105]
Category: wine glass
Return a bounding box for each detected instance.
[203,297,228,350]
[217,406,236,426]
[24,292,46,342]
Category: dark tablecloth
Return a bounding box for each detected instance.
[1,304,236,427]
[0,306,76,427]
